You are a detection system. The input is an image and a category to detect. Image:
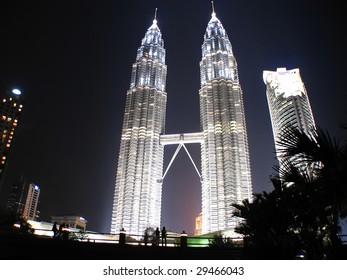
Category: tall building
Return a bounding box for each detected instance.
[263,67,316,163]
[199,10,253,234]
[111,13,167,237]
[111,7,253,237]
[0,89,24,192]
[23,183,40,221]
[6,176,26,215]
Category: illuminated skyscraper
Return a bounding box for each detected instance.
[199,10,253,234]
[263,68,316,163]
[111,13,167,237]
[23,183,40,221]
[111,8,253,237]
[0,89,24,192]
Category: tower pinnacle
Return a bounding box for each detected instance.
[211,1,216,16]
[149,8,158,29]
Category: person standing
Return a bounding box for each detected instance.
[52,222,58,238]
[155,227,160,246]
[58,223,65,239]
[161,226,167,246]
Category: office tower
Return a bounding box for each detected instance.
[199,10,253,234]
[263,67,316,164]
[110,14,167,237]
[6,176,26,215]
[0,89,24,191]
[23,183,40,221]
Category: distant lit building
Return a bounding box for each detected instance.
[263,68,316,164]
[195,212,202,236]
[23,183,40,221]
[6,176,26,215]
[0,89,24,191]
[51,215,88,230]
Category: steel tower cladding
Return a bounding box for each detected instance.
[111,16,167,237]
[199,11,253,234]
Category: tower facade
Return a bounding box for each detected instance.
[199,11,253,234]
[263,68,316,162]
[0,89,24,191]
[110,16,167,237]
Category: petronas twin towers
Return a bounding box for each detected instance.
[111,8,253,237]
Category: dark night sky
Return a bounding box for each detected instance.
[0,0,346,235]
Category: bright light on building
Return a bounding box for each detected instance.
[12,89,21,95]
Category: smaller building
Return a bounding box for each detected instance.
[6,176,26,215]
[195,212,202,236]
[23,183,40,221]
[51,215,88,230]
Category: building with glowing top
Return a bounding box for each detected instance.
[111,13,167,237]
[0,89,24,192]
[263,68,316,164]
[23,183,40,221]
[111,7,253,237]
[199,10,253,234]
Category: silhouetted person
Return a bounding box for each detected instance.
[155,227,160,246]
[144,231,149,246]
[58,223,65,239]
[161,226,167,246]
[52,222,58,238]
[62,224,69,240]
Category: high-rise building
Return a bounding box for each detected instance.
[199,10,253,234]
[6,176,26,215]
[111,8,253,237]
[0,89,24,192]
[23,183,40,221]
[263,68,316,163]
[111,13,167,237]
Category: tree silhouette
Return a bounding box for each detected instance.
[233,124,347,259]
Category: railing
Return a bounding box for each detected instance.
[18,226,243,248]
[7,224,347,248]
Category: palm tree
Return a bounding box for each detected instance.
[233,123,347,259]
[233,186,300,259]
[276,124,347,257]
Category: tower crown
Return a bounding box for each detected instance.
[200,9,236,84]
[205,10,227,39]
[136,12,165,63]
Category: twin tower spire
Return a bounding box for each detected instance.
[111,5,253,237]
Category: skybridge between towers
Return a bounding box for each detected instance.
[159,132,204,182]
